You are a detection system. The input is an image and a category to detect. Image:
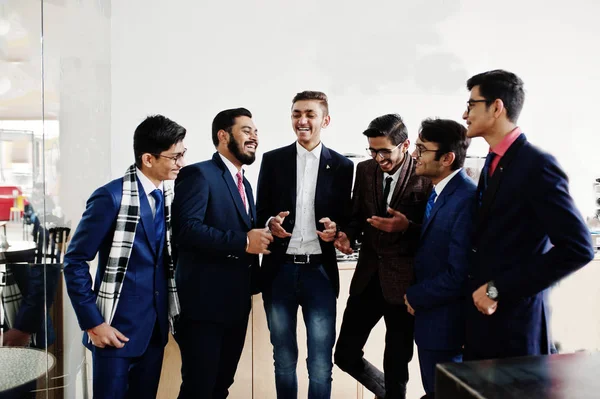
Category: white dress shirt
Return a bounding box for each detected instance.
[287,141,322,255]
[430,168,462,202]
[136,168,164,218]
[219,153,249,213]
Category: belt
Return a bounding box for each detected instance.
[284,254,323,265]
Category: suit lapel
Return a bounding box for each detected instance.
[475,134,527,235]
[420,170,465,237]
[283,144,298,216]
[315,145,334,219]
[388,155,414,211]
[213,153,252,229]
[137,179,157,256]
[244,179,256,228]
[373,163,385,216]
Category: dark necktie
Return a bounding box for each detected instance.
[424,190,437,222]
[479,152,496,206]
[381,176,393,216]
[150,189,165,251]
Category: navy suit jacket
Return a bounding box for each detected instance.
[64,177,169,358]
[406,169,476,351]
[171,153,260,324]
[466,134,594,359]
[256,143,354,296]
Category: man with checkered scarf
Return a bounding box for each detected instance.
[64,115,186,399]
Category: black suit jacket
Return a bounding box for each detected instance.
[172,153,260,324]
[256,143,354,296]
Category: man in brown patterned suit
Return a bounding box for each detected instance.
[334,114,431,399]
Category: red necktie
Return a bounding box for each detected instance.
[236,171,247,210]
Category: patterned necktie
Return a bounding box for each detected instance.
[424,190,437,222]
[381,176,393,216]
[236,171,247,212]
[479,152,497,206]
[150,189,165,251]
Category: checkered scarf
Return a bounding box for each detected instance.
[1,264,23,330]
[0,265,36,345]
[96,165,180,333]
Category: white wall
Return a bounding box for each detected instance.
[111,0,600,217]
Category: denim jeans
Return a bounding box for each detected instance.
[263,262,337,399]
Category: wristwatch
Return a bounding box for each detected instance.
[486,280,499,301]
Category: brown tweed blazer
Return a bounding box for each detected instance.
[345,156,432,304]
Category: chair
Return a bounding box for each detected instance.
[9,195,26,223]
[33,227,71,264]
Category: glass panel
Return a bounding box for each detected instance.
[0,0,52,397]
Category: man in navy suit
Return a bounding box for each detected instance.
[172,108,272,398]
[403,118,475,399]
[64,115,187,398]
[462,70,594,360]
[256,91,353,398]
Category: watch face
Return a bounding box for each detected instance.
[487,285,499,300]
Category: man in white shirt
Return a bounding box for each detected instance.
[256,91,354,399]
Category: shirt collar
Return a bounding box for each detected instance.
[136,167,163,196]
[383,161,403,182]
[490,127,522,156]
[433,168,462,197]
[218,152,244,181]
[296,141,322,159]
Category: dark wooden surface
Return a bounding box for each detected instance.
[436,352,600,399]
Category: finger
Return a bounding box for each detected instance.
[262,249,271,255]
[318,217,331,224]
[387,208,402,216]
[113,328,129,342]
[278,211,290,218]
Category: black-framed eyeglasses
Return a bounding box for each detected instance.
[366,142,402,159]
[414,145,441,158]
[153,148,187,163]
[466,99,488,113]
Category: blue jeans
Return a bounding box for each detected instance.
[263,262,337,399]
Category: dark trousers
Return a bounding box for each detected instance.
[334,273,414,399]
[417,348,462,398]
[175,311,250,399]
[92,322,165,399]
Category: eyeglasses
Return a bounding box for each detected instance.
[366,142,402,159]
[153,148,187,163]
[466,99,488,113]
[414,145,441,158]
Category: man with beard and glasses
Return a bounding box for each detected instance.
[334,114,431,399]
[256,91,354,398]
[171,108,272,398]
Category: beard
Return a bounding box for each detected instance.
[228,134,256,165]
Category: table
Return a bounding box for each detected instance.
[0,347,56,394]
[436,351,600,398]
[0,241,36,264]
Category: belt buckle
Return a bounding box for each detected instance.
[294,254,309,264]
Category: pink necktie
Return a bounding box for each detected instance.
[236,171,247,210]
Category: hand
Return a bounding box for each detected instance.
[367,208,410,233]
[334,231,353,255]
[268,211,292,239]
[1,329,31,346]
[472,283,498,315]
[404,294,415,316]
[247,227,273,254]
[316,217,337,242]
[87,322,129,348]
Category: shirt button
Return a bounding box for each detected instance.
[155,291,159,296]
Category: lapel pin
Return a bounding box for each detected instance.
[326,165,330,169]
